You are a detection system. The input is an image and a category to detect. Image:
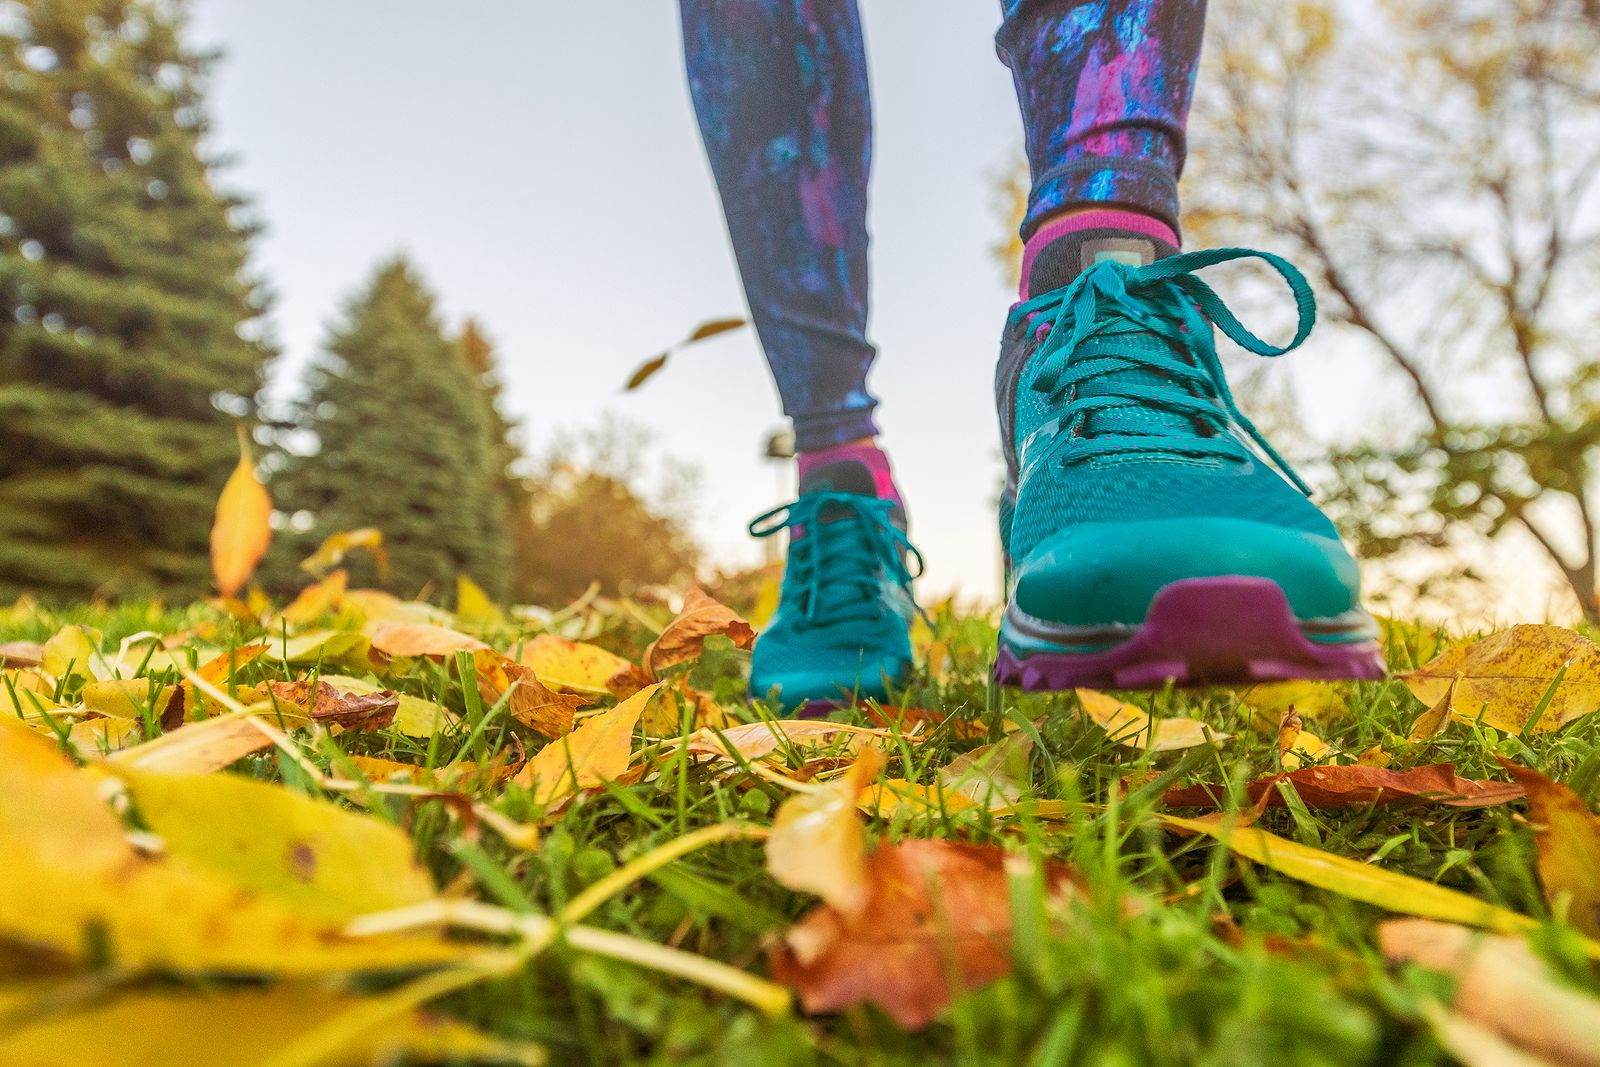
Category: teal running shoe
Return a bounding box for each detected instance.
[994,247,1385,689]
[748,462,922,713]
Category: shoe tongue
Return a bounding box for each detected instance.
[799,459,877,498]
[1025,232,1175,299]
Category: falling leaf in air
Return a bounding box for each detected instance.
[1076,689,1228,752]
[1403,624,1600,734]
[473,651,585,738]
[643,588,756,678]
[1501,761,1600,937]
[514,683,661,805]
[210,425,273,597]
[300,526,388,578]
[1163,763,1524,811]
[771,839,1077,1029]
[623,316,747,392]
[767,748,887,917]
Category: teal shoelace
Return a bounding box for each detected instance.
[749,492,923,629]
[1007,246,1316,494]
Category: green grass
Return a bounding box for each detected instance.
[5,595,1598,1066]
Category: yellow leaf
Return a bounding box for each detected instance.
[1409,678,1458,743]
[279,569,349,626]
[64,715,140,754]
[81,679,181,721]
[270,628,373,667]
[106,710,276,773]
[1075,689,1229,752]
[109,765,439,922]
[1403,625,1600,734]
[210,425,273,597]
[1162,813,1541,937]
[301,526,389,579]
[1504,763,1600,937]
[344,588,451,627]
[768,748,886,918]
[0,983,546,1067]
[859,778,978,818]
[1276,709,1333,770]
[40,624,106,681]
[1238,680,1351,726]
[668,720,908,764]
[369,621,488,658]
[937,732,1033,809]
[455,575,507,628]
[515,634,634,695]
[0,717,462,973]
[1,668,61,716]
[515,683,660,805]
[319,674,459,738]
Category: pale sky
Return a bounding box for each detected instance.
[184,1,1567,621]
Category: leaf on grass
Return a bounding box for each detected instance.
[859,779,979,818]
[196,642,270,686]
[863,705,988,740]
[81,679,183,722]
[771,840,1077,1029]
[0,983,546,1067]
[318,674,459,739]
[938,732,1034,809]
[1410,678,1458,742]
[1380,918,1600,1067]
[106,710,276,773]
[767,749,886,917]
[263,679,400,730]
[514,683,660,805]
[473,651,584,738]
[0,716,462,973]
[344,588,452,627]
[1164,764,1524,811]
[109,765,439,922]
[1238,680,1351,726]
[455,575,507,628]
[1276,709,1332,769]
[270,629,373,667]
[1403,624,1600,734]
[1502,762,1600,937]
[279,569,349,626]
[301,526,388,579]
[1161,813,1539,937]
[41,624,107,681]
[369,622,488,658]
[210,425,273,597]
[640,681,733,736]
[643,588,756,678]
[0,640,42,668]
[0,668,59,716]
[623,316,747,391]
[515,634,635,695]
[1076,689,1228,752]
[669,720,907,765]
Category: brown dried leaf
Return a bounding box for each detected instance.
[669,720,907,765]
[771,840,1077,1029]
[1164,763,1524,811]
[474,651,584,739]
[642,588,755,678]
[263,679,399,730]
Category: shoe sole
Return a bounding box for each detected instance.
[995,575,1387,690]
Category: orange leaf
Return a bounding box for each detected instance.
[209,426,272,597]
[771,840,1077,1029]
[473,651,584,739]
[1164,764,1524,811]
[643,588,755,678]
[279,570,349,626]
[368,622,488,658]
[1503,761,1600,937]
[514,684,660,805]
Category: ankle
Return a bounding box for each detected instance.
[1019,207,1181,298]
[796,439,903,509]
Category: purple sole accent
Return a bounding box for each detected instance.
[995,576,1387,690]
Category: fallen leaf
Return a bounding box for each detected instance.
[1502,762,1600,937]
[344,588,451,627]
[771,840,1077,1029]
[196,642,270,686]
[301,526,389,579]
[938,732,1034,809]
[1403,625,1600,734]
[1410,678,1459,742]
[515,634,634,695]
[474,651,583,738]
[863,705,987,740]
[1380,918,1600,1067]
[106,710,276,773]
[1161,813,1539,937]
[1164,764,1524,810]
[64,715,140,753]
[41,624,107,681]
[767,748,886,917]
[514,684,660,805]
[1276,709,1333,769]
[0,983,546,1067]
[319,674,459,738]
[270,629,373,666]
[643,588,756,678]
[80,679,183,722]
[210,425,273,597]
[1238,680,1351,726]
[263,679,399,730]
[0,716,462,973]
[369,622,488,658]
[859,779,979,818]
[1076,689,1228,752]
[455,575,508,628]
[279,568,349,625]
[670,720,907,765]
[0,640,42,668]
[640,681,733,736]
[0,668,59,716]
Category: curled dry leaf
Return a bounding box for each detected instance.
[209,425,273,597]
[1403,624,1600,734]
[278,568,349,625]
[642,588,756,678]
[771,839,1077,1029]
[1380,918,1600,1067]
[1163,763,1524,811]
[1076,689,1228,752]
[368,621,488,658]
[262,678,399,730]
[300,526,388,579]
[474,650,584,739]
[514,683,661,806]
[767,748,887,917]
[1501,761,1600,937]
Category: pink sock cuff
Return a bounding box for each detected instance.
[1019,210,1181,295]
[797,441,900,503]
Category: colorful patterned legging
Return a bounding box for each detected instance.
[679,0,1206,452]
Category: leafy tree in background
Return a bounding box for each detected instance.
[456,317,536,598]
[0,0,272,601]
[279,258,509,599]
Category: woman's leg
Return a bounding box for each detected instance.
[678,0,880,454]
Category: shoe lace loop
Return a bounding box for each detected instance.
[748,492,923,627]
[1005,246,1316,494]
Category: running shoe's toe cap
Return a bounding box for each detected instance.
[1011,516,1363,629]
[749,618,912,712]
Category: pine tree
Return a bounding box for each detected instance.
[0,0,273,600]
[455,318,536,601]
[281,259,509,599]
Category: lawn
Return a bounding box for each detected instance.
[1,579,1598,1067]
